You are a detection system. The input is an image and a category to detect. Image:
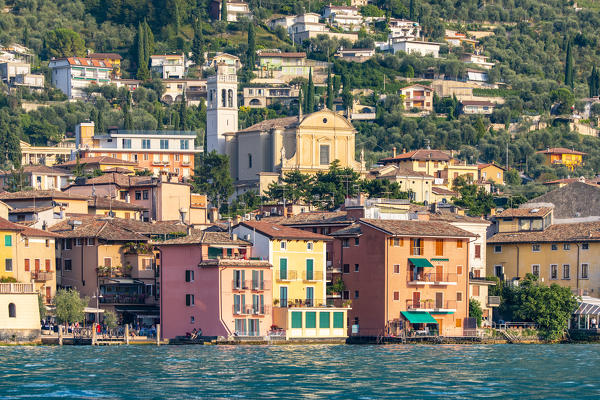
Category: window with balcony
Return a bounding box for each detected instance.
[306,259,314,281]
[279,259,287,280]
[180,140,189,150]
[410,238,423,255]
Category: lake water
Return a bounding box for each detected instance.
[1,344,599,399]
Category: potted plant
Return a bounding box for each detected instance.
[343,300,352,308]
[273,299,280,306]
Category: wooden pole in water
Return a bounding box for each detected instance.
[92,323,97,346]
[58,325,63,346]
[125,324,130,345]
[156,324,161,346]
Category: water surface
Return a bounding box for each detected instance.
[1,344,598,399]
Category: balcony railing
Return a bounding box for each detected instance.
[100,294,146,304]
[0,283,35,294]
[232,280,271,291]
[32,271,54,282]
[232,304,270,315]
[487,296,501,306]
[302,271,324,282]
[406,299,457,311]
[277,298,326,308]
[275,270,298,281]
[407,272,457,285]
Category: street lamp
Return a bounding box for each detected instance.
[92,288,103,325]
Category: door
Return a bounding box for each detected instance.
[435,318,443,336]
[280,286,288,307]
[306,287,314,307]
[436,265,443,282]
[435,292,444,309]
[412,292,421,309]
[45,287,51,302]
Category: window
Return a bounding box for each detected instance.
[280,241,286,250]
[342,239,349,248]
[410,238,423,255]
[474,244,481,259]
[319,312,330,328]
[291,311,302,328]
[532,244,541,252]
[248,153,252,168]
[342,290,350,300]
[393,264,400,274]
[87,238,95,246]
[343,264,350,273]
[306,259,314,281]
[235,319,247,335]
[180,140,189,150]
[135,191,142,200]
[319,144,330,165]
[581,264,589,279]
[24,259,30,272]
[160,139,169,149]
[45,240,50,248]
[457,292,463,302]
[354,264,359,272]
[142,139,151,149]
[550,264,558,280]
[185,270,195,282]
[24,238,29,247]
[174,155,180,162]
[393,291,400,301]
[392,238,402,247]
[305,312,316,328]
[457,240,463,248]
[354,290,359,299]
[64,259,72,271]
[563,264,570,280]
[186,294,195,306]
[456,319,462,328]
[75,238,82,247]
[8,303,16,318]
[551,244,558,251]
[307,242,313,251]
[144,154,149,161]
[532,265,540,277]
[354,238,359,246]
[563,244,571,250]
[190,316,195,324]
[457,265,463,275]
[333,312,344,328]
[4,235,12,247]
[279,259,287,280]
[45,259,51,272]
[123,139,132,149]
[494,245,502,253]
[143,190,149,200]
[582,243,589,250]
[5,258,12,272]
[435,239,444,256]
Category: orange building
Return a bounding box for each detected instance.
[331,218,474,337]
[536,147,586,171]
[76,122,202,180]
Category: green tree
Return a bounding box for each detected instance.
[221,0,228,21]
[38,294,47,320]
[4,168,29,192]
[44,28,86,58]
[103,310,118,329]
[179,94,188,130]
[311,160,361,209]
[409,0,416,20]
[191,20,205,66]
[247,22,256,70]
[589,66,600,97]
[564,37,574,89]
[54,288,88,326]
[136,22,149,80]
[452,176,495,216]
[504,168,521,185]
[192,151,234,209]
[264,170,314,204]
[550,87,575,115]
[0,116,21,168]
[326,70,334,110]
[469,298,483,328]
[306,68,315,113]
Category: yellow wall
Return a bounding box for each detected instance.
[543,153,583,170]
[0,230,16,280]
[479,165,504,184]
[94,208,140,220]
[271,238,326,307]
[18,236,57,303]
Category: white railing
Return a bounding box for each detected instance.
[0,283,36,293]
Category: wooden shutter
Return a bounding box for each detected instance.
[45,259,51,272]
[24,259,30,272]
[435,239,443,256]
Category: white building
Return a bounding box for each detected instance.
[49,57,112,99]
[388,19,421,40]
[466,68,489,82]
[322,5,364,31]
[334,48,375,62]
[460,100,496,115]
[0,283,41,343]
[243,85,300,108]
[206,63,239,154]
[399,84,434,112]
[390,39,442,58]
[461,53,495,69]
[162,79,207,106]
[150,54,185,79]
[270,13,358,44]
[210,0,252,22]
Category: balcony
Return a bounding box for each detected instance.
[329,264,342,274]
[407,272,457,286]
[277,298,327,308]
[232,304,271,316]
[487,296,501,307]
[406,299,457,312]
[302,271,324,282]
[100,294,146,304]
[32,271,54,282]
[275,270,298,282]
[232,280,272,291]
[0,283,35,294]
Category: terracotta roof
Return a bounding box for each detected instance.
[405,205,491,224]
[0,165,71,175]
[50,218,147,241]
[431,187,457,196]
[238,221,332,240]
[0,190,89,201]
[9,206,53,213]
[0,217,58,237]
[66,173,155,188]
[375,165,434,179]
[489,221,600,243]
[160,230,251,246]
[461,100,495,106]
[103,167,135,174]
[88,197,145,211]
[535,147,586,156]
[496,207,553,218]
[329,223,362,237]
[380,149,452,163]
[238,116,299,133]
[88,53,123,60]
[198,259,272,268]
[477,163,506,171]
[360,218,475,238]
[258,52,307,58]
[64,57,113,68]
[58,157,138,167]
[20,225,60,238]
[0,217,25,231]
[272,211,354,226]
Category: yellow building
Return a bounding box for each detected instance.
[478,163,505,185]
[20,140,74,166]
[233,221,348,339]
[0,218,58,304]
[487,206,600,297]
[368,164,434,203]
[89,53,123,77]
[87,196,144,220]
[536,147,586,171]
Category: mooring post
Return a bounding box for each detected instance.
[58,325,63,346]
[92,323,97,346]
[125,324,130,345]
[156,324,161,346]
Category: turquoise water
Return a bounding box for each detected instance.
[1,344,599,399]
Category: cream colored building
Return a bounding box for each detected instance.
[0,283,40,342]
[20,140,74,166]
[226,109,365,195]
[369,164,434,203]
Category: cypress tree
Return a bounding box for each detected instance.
[589,66,599,97]
[192,20,205,66]
[298,86,303,117]
[143,21,154,65]
[307,68,315,113]
[97,109,105,133]
[179,94,187,130]
[302,82,308,113]
[221,0,228,21]
[326,70,333,110]
[136,23,149,80]
[565,37,574,89]
[409,0,416,20]
[174,0,181,35]
[247,22,256,70]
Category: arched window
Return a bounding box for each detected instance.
[228,89,234,108]
[8,303,16,318]
[221,89,227,107]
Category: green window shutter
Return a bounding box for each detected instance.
[207,247,221,258]
[291,311,302,328]
[5,235,11,247]
[306,312,316,328]
[333,312,344,328]
[306,259,314,280]
[319,312,330,328]
[280,258,287,280]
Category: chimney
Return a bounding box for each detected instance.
[283,204,288,218]
[160,171,168,182]
[208,207,218,223]
[358,192,366,206]
[392,146,397,158]
[232,233,238,241]
[417,212,430,221]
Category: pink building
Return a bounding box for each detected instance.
[159,231,273,339]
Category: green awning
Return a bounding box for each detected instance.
[408,258,435,268]
[401,311,438,324]
[430,258,449,262]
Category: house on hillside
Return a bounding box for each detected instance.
[536,147,586,171]
[209,0,252,22]
[399,84,434,112]
[460,100,496,115]
[390,39,442,58]
[49,57,112,99]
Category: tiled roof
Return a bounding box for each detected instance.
[431,186,457,195]
[535,147,586,156]
[65,57,113,68]
[50,216,185,240]
[488,221,600,243]
[376,165,434,179]
[57,156,137,167]
[9,206,53,213]
[198,259,272,268]
[238,221,332,240]
[160,230,251,246]
[258,52,307,58]
[238,116,299,133]
[102,167,135,174]
[360,218,475,238]
[461,100,495,106]
[272,211,354,226]
[496,207,553,218]
[380,149,452,162]
[477,163,505,171]
[67,173,155,188]
[88,53,123,60]
[0,190,89,201]
[88,197,145,211]
[0,217,58,237]
[526,181,600,219]
[0,165,71,175]
[0,217,25,231]
[329,223,362,236]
